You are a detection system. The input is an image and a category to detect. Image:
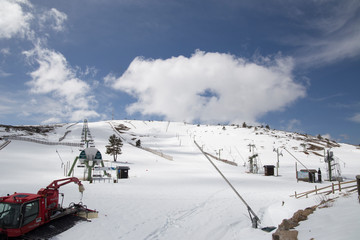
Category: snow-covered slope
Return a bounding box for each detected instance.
[0,121,359,239]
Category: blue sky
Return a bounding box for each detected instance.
[0,0,360,144]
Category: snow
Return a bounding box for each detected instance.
[0,120,359,239]
[297,193,360,240]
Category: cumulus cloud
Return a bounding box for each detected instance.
[105,50,306,124]
[0,0,33,39]
[0,0,68,40]
[24,45,99,122]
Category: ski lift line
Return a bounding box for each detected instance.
[108,122,126,141]
[225,146,237,163]
[55,149,65,165]
[283,147,309,171]
[234,146,247,164]
[108,122,173,161]
[166,121,170,132]
[124,120,136,129]
[194,140,260,228]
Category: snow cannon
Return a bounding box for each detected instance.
[79,183,85,193]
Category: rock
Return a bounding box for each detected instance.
[272,230,298,240]
[278,219,298,230]
[273,205,316,240]
[292,207,316,223]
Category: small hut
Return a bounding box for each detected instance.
[263,165,275,176]
[297,169,318,182]
[117,166,130,179]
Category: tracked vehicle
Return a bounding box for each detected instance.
[0,177,96,238]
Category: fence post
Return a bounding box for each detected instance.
[332,183,335,194]
[338,181,341,192]
[356,175,360,203]
[315,185,318,194]
[295,191,297,198]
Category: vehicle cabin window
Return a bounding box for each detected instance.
[0,203,21,228]
[22,201,39,226]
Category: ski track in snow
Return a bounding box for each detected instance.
[143,190,222,240]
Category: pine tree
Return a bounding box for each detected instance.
[106,134,123,161]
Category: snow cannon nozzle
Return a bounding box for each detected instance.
[79,183,85,193]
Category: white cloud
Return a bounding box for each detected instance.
[24,45,99,122]
[39,8,67,32]
[339,134,349,141]
[285,119,302,132]
[0,69,11,77]
[0,1,68,41]
[105,50,306,124]
[41,117,62,125]
[0,95,16,114]
[349,113,360,123]
[0,1,96,123]
[0,0,33,39]
[322,134,332,140]
[1,48,10,55]
[69,110,100,122]
[0,0,97,123]
[293,1,360,67]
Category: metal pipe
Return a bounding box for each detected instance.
[194,140,260,228]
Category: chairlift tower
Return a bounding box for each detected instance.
[248,144,258,173]
[81,119,95,148]
[273,147,283,176]
[68,149,106,181]
[79,147,103,181]
[68,119,105,180]
[325,150,342,181]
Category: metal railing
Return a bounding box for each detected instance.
[0,140,11,150]
[6,136,81,147]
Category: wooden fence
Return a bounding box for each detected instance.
[291,180,357,199]
[138,146,173,161]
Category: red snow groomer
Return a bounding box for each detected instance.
[0,177,97,238]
